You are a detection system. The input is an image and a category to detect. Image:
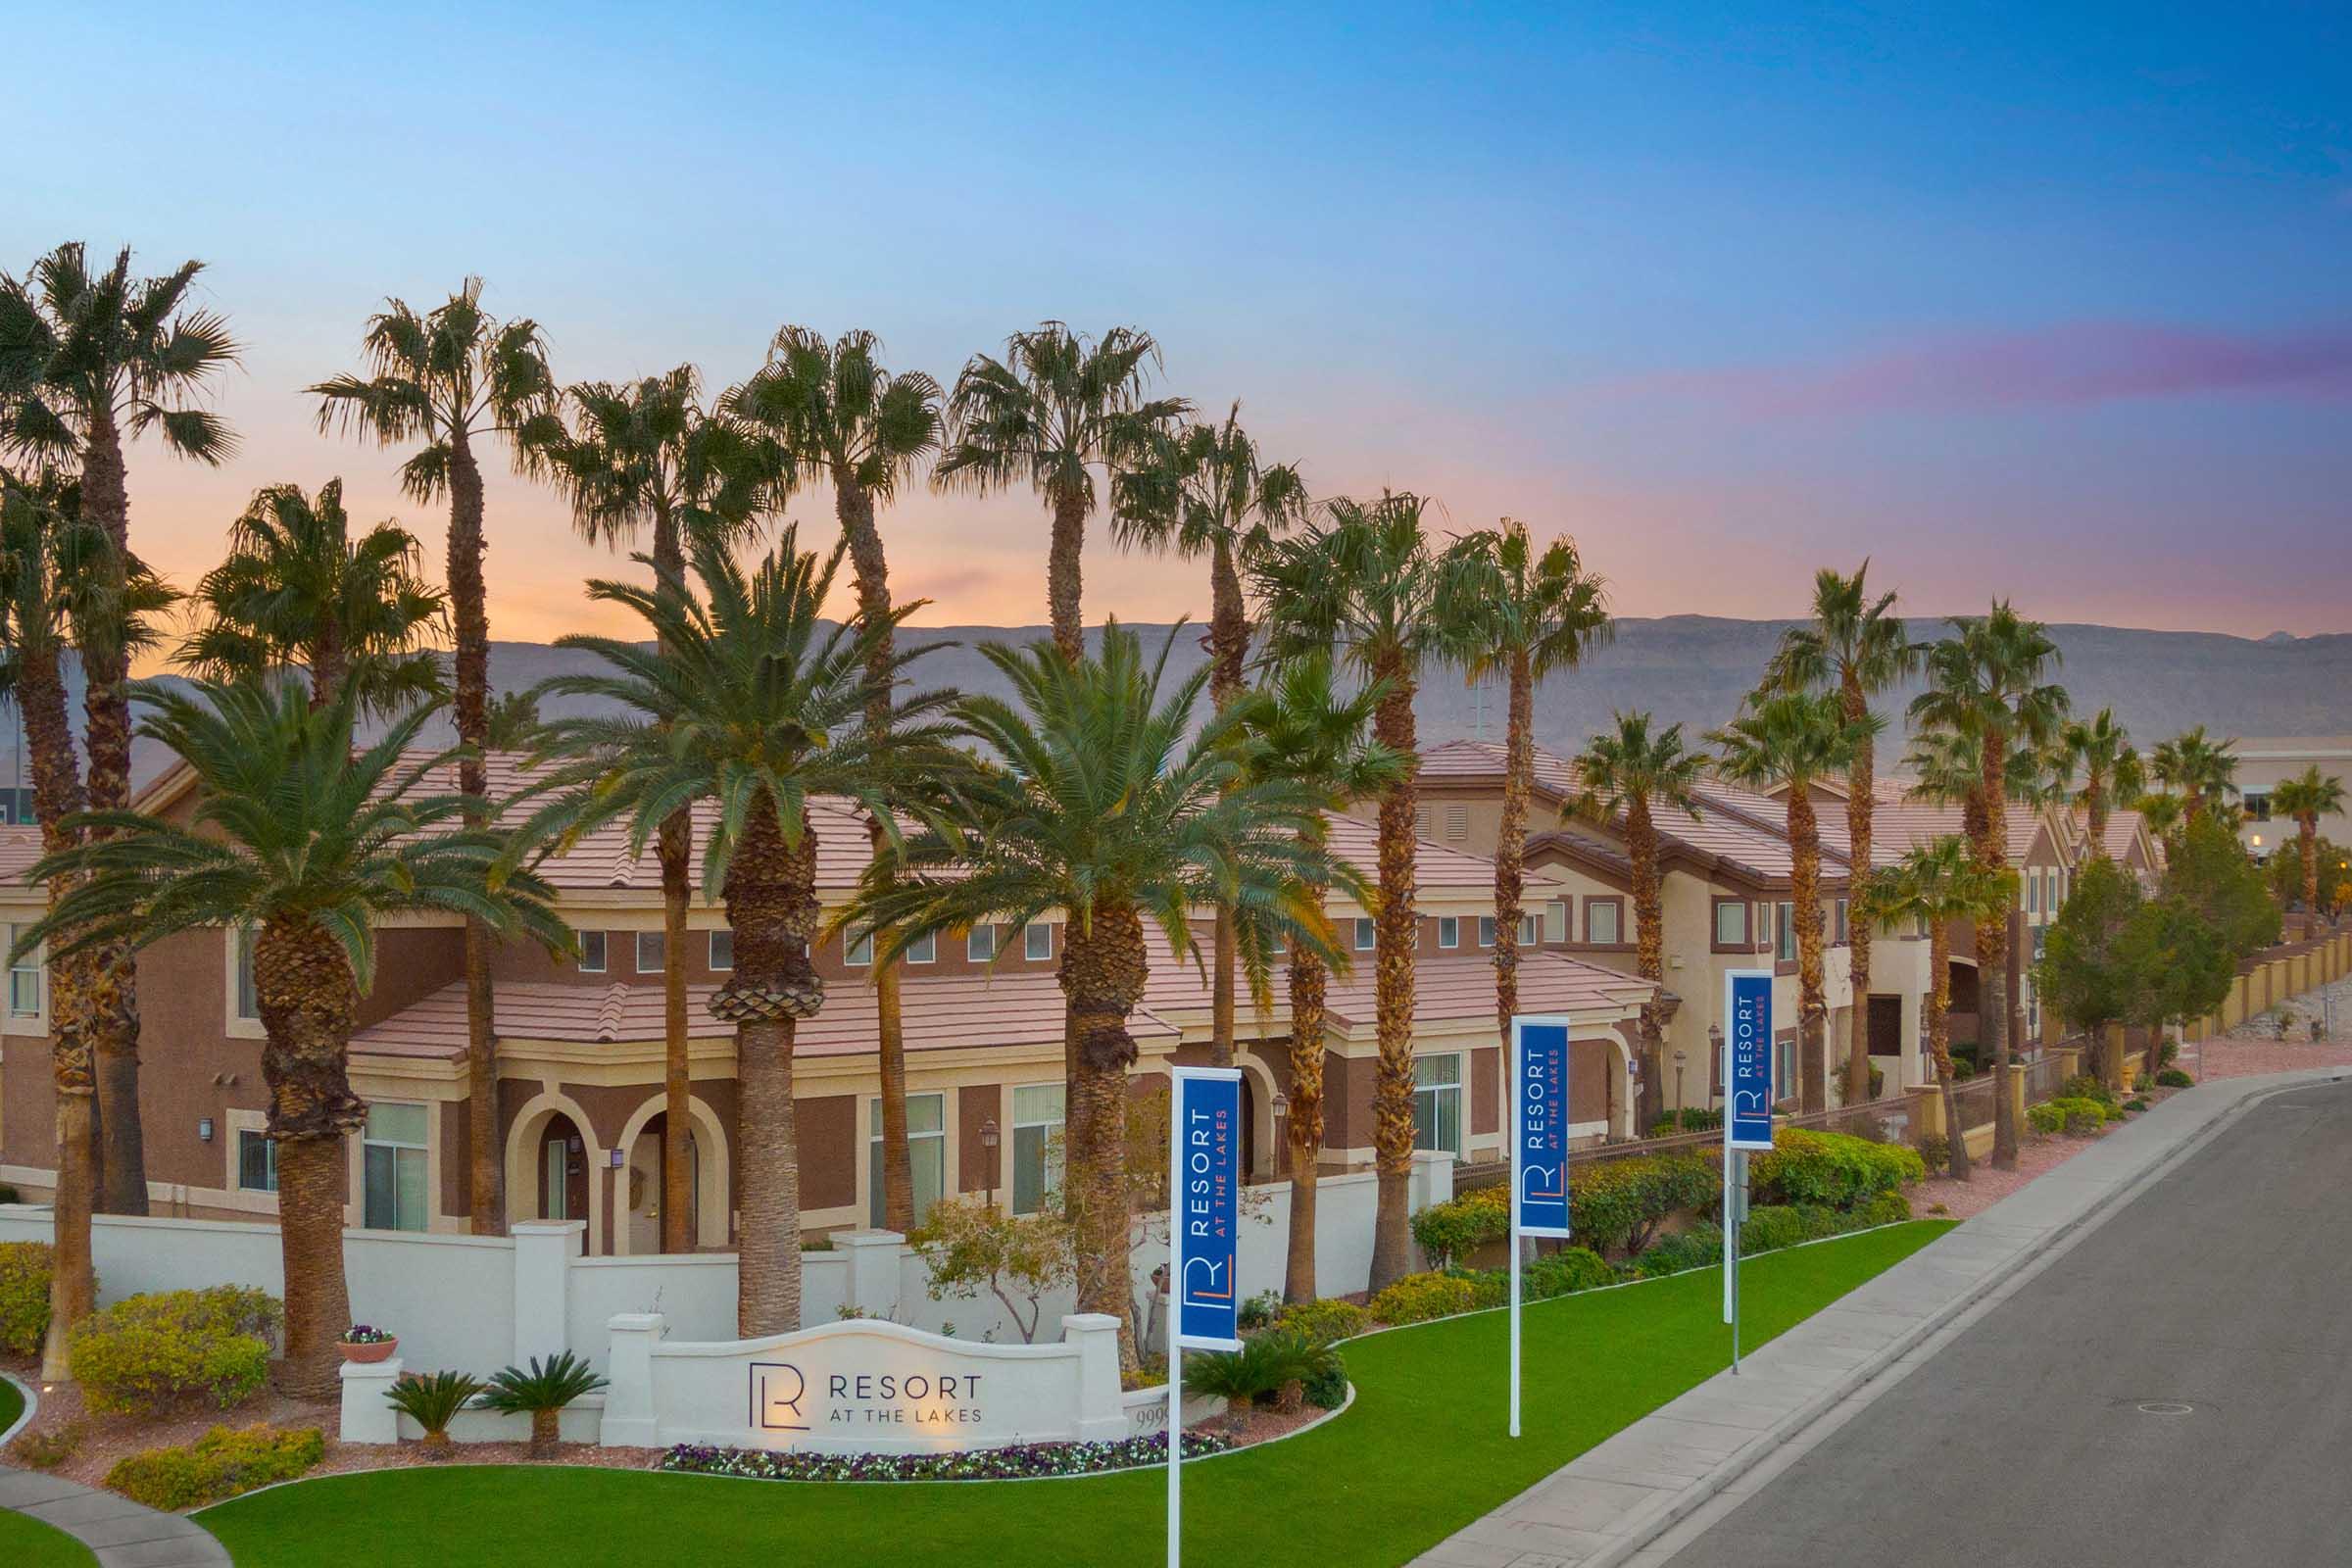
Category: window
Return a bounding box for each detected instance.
[1774,1034,1795,1103]
[234,926,260,1020]
[1010,1082,1065,1215]
[2243,792,2271,823]
[967,924,998,962]
[236,1129,277,1193]
[1443,804,1469,842]
[1586,900,1622,946]
[1412,1054,1462,1156]
[2026,873,2040,915]
[1775,902,1796,963]
[1835,898,1849,945]
[1477,916,1495,948]
[1354,917,1376,953]
[577,930,607,973]
[1544,900,1569,942]
[709,929,733,971]
[1755,903,1771,951]
[1023,922,1053,961]
[636,931,665,973]
[362,1102,429,1232]
[846,928,873,966]
[1713,899,1749,948]
[869,1093,945,1228]
[8,926,40,1017]
[1519,913,1540,946]
[906,929,937,964]
[1437,916,1459,950]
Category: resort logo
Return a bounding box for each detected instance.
[751,1361,810,1431]
[748,1357,988,1435]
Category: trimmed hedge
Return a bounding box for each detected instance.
[1278,1298,1368,1345]
[1749,1129,1924,1209]
[1411,1153,1721,1265]
[2155,1069,2194,1089]
[69,1286,282,1416]
[1368,1271,1502,1326]
[104,1424,322,1510]
[1524,1247,1617,1299]
[2028,1096,2120,1136]
[0,1240,53,1354]
[1630,1224,1723,1278]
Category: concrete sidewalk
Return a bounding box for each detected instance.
[0,1377,230,1568]
[1410,1067,2352,1568]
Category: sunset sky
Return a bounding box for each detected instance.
[7,2,2348,642]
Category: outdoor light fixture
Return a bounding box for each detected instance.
[1673,1049,1690,1121]
[198,1117,215,1143]
[980,1117,1000,1210]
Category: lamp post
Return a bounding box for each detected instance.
[1706,1023,1723,1122]
[1272,1090,1290,1176]
[1673,1048,1688,1129]
[980,1117,1000,1210]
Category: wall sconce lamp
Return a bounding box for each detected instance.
[197,1117,215,1144]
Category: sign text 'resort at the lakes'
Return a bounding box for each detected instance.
[754,1359,988,1433]
[1514,1018,1573,1239]
[1173,1067,1243,1350]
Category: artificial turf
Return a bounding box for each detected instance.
[0,1509,95,1568]
[199,1221,1950,1568]
[0,1373,23,1434]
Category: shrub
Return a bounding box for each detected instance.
[1407,1186,1508,1268]
[1368,1271,1492,1326]
[2063,1106,2103,1136]
[1278,1298,1367,1345]
[1916,1133,1950,1176]
[1409,1153,1721,1265]
[7,1420,82,1469]
[1524,1246,1618,1299]
[1182,1328,1335,1409]
[1236,1291,1285,1332]
[2156,1069,2194,1089]
[2158,1038,2179,1068]
[1739,1203,1844,1254]
[0,1240,53,1354]
[2026,1101,2066,1135]
[69,1287,280,1417]
[386,1370,485,1456]
[1858,1189,1911,1227]
[2063,1074,2119,1109]
[104,1424,322,1510]
[1300,1348,1348,1410]
[2124,1099,2150,1113]
[1632,1223,1724,1279]
[1646,1106,1724,1136]
[1750,1129,1923,1211]
[481,1350,607,1458]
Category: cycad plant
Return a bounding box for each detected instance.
[841,624,1351,1368]
[15,678,570,1396]
[387,1369,486,1457]
[482,1349,608,1458]
[525,528,956,1336]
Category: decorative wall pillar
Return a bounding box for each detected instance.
[837,1229,906,1320]
[339,1356,404,1445]
[512,1218,582,1365]
[599,1312,664,1447]
[1062,1312,1126,1442]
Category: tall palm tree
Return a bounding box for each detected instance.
[2058,709,2139,855]
[1711,689,1877,1112]
[1440,521,1612,1073]
[536,365,779,1253]
[1908,604,2067,1169]
[0,242,239,1214]
[1255,492,1464,1290]
[1232,653,1401,1302]
[2150,726,2238,823]
[723,328,941,1235]
[17,679,567,1396]
[934,322,1187,663]
[1863,837,2014,1184]
[2132,789,2185,843]
[527,529,953,1335]
[1571,712,1706,1130]
[843,625,1348,1366]
[177,478,446,710]
[2270,765,2347,913]
[311,278,558,1236]
[1764,562,1916,1104]
[1114,403,1309,1071]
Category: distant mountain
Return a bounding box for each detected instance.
[11,617,2344,799]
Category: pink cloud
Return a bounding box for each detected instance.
[1657,320,2352,416]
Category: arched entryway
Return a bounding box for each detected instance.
[623,1111,702,1254]
[537,1113,590,1252]
[612,1092,734,1254]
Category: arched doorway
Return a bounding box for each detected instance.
[538,1114,589,1252]
[1237,1074,1257,1179]
[624,1111,703,1254]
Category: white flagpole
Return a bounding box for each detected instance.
[1167,1090,1183,1568]
[1509,1019,1523,1439]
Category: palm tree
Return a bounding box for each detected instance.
[1255,492,1464,1291]
[1231,653,1401,1302]
[0,242,239,1215]
[1711,689,1877,1112]
[1571,712,1706,1130]
[1764,563,1916,1105]
[17,678,568,1396]
[723,328,942,1235]
[177,478,446,711]
[2058,709,2139,855]
[2150,726,2238,823]
[1114,403,1309,1072]
[526,529,953,1336]
[1864,837,2014,1183]
[2270,765,2347,913]
[536,365,778,1253]
[1439,521,1612,1073]
[934,322,1187,663]
[311,278,559,1236]
[842,625,1348,1366]
[2132,789,2185,843]
[1908,604,2067,1169]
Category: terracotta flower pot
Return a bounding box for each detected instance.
[340,1337,398,1364]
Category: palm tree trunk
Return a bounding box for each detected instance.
[1929,927,1970,1181]
[2085,774,2109,859]
[448,428,506,1235]
[1977,736,2017,1169]
[1493,652,1531,1058]
[1060,902,1147,1370]
[74,408,145,1214]
[1843,679,1874,1104]
[1047,482,1088,664]
[1368,657,1420,1293]
[837,479,914,1232]
[647,510,696,1253]
[2300,818,2320,912]
[1628,797,1666,1132]
[1787,789,1829,1113]
[1284,818,1331,1304]
[1207,537,1248,1071]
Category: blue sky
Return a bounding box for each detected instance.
[6,2,2348,639]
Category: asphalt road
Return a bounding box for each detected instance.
[1664,1079,2352,1568]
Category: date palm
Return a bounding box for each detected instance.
[1908,604,2067,1168]
[0,242,239,1215]
[842,624,1349,1366]
[1711,689,1878,1112]
[934,322,1187,662]
[178,478,446,711]
[16,678,568,1397]
[311,277,559,1235]
[2132,789,2185,842]
[1255,491,1465,1291]
[1572,712,1705,1129]
[1114,403,1309,1072]
[526,528,955,1336]
[2270,765,2347,913]
[2150,726,2238,824]
[2058,709,2140,855]
[1440,521,1611,1073]
[1764,562,1916,1104]
[1231,652,1401,1302]
[536,365,780,1252]
[723,327,942,1235]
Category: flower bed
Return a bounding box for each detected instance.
[659,1429,1234,1483]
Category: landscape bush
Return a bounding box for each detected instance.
[103,1424,322,1510]
[1858,1189,1912,1226]
[1183,1328,1337,1410]
[1409,1154,1721,1265]
[1750,1129,1923,1210]
[1646,1106,1725,1136]
[2063,1074,2119,1108]
[2063,1105,2103,1136]
[1739,1203,1845,1253]
[1299,1349,1348,1410]
[2155,1069,2194,1089]
[2031,1095,2118,1136]
[1524,1246,1618,1299]
[69,1286,282,1417]
[1916,1133,1951,1176]
[386,1369,485,1456]
[1278,1298,1367,1345]
[1367,1271,1497,1326]
[1631,1223,1724,1278]
[1236,1291,1285,1332]
[6,1420,82,1469]
[0,1240,54,1354]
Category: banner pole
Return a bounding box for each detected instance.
[1509,1021,1523,1440]
[1167,1085,1183,1568]
[1729,1150,1742,1376]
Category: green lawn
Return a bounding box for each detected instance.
[202,1222,1949,1568]
[0,1506,97,1568]
[0,1372,23,1434]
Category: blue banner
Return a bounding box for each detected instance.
[1725,970,1775,1151]
[1513,1019,1573,1238]
[1172,1068,1243,1350]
